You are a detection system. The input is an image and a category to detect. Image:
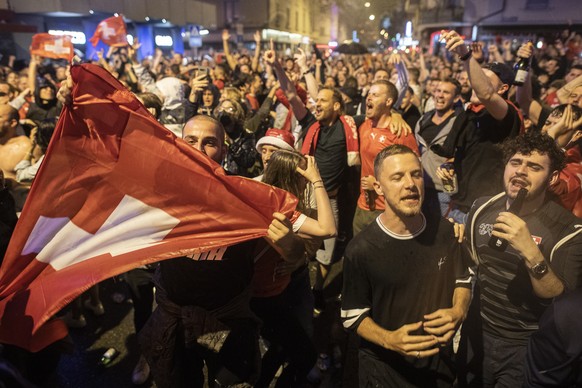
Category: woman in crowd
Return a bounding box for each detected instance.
[251,150,336,387]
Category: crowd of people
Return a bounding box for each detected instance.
[1,25,582,387]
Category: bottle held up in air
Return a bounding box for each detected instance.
[513,42,533,86]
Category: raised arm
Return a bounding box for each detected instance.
[515,43,543,126]
[151,48,164,76]
[502,40,514,63]
[443,30,509,121]
[294,48,318,101]
[251,30,262,73]
[221,29,237,71]
[28,55,40,94]
[264,41,308,121]
[487,44,504,64]
[557,72,582,104]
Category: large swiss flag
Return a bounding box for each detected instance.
[0,64,297,352]
[89,15,128,47]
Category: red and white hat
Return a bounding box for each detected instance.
[256,128,295,152]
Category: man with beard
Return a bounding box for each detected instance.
[457,71,472,105]
[464,132,582,386]
[265,46,359,308]
[353,80,418,235]
[341,144,473,387]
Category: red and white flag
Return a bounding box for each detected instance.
[0,63,297,352]
[30,33,74,61]
[89,15,128,47]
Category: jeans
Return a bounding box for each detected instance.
[482,331,527,388]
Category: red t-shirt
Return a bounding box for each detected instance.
[251,211,305,298]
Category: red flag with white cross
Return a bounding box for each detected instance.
[89,15,128,47]
[0,63,297,352]
[30,33,74,61]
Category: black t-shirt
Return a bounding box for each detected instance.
[159,239,258,309]
[468,195,582,343]
[453,103,522,212]
[401,104,422,131]
[341,212,472,368]
[419,113,454,146]
[300,111,347,193]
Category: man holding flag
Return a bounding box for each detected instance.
[140,113,307,387]
[0,63,304,387]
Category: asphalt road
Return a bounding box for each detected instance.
[37,259,348,388]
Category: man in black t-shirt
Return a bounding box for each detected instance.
[341,144,472,387]
[440,31,523,222]
[465,133,582,386]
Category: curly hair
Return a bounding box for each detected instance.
[501,131,566,173]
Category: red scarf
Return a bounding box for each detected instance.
[300,115,360,166]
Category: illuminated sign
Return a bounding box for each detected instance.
[155,35,173,47]
[48,30,86,45]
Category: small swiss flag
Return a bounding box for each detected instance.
[89,15,128,47]
[30,34,74,61]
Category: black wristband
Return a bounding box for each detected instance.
[459,49,473,61]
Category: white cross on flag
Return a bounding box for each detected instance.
[30,33,74,60]
[89,15,128,47]
[0,64,297,352]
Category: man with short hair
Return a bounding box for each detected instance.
[140,115,306,388]
[353,80,418,235]
[415,78,470,216]
[464,131,582,386]
[373,68,390,82]
[0,82,14,106]
[342,144,472,386]
[457,70,472,104]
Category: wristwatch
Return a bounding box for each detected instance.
[528,262,549,278]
